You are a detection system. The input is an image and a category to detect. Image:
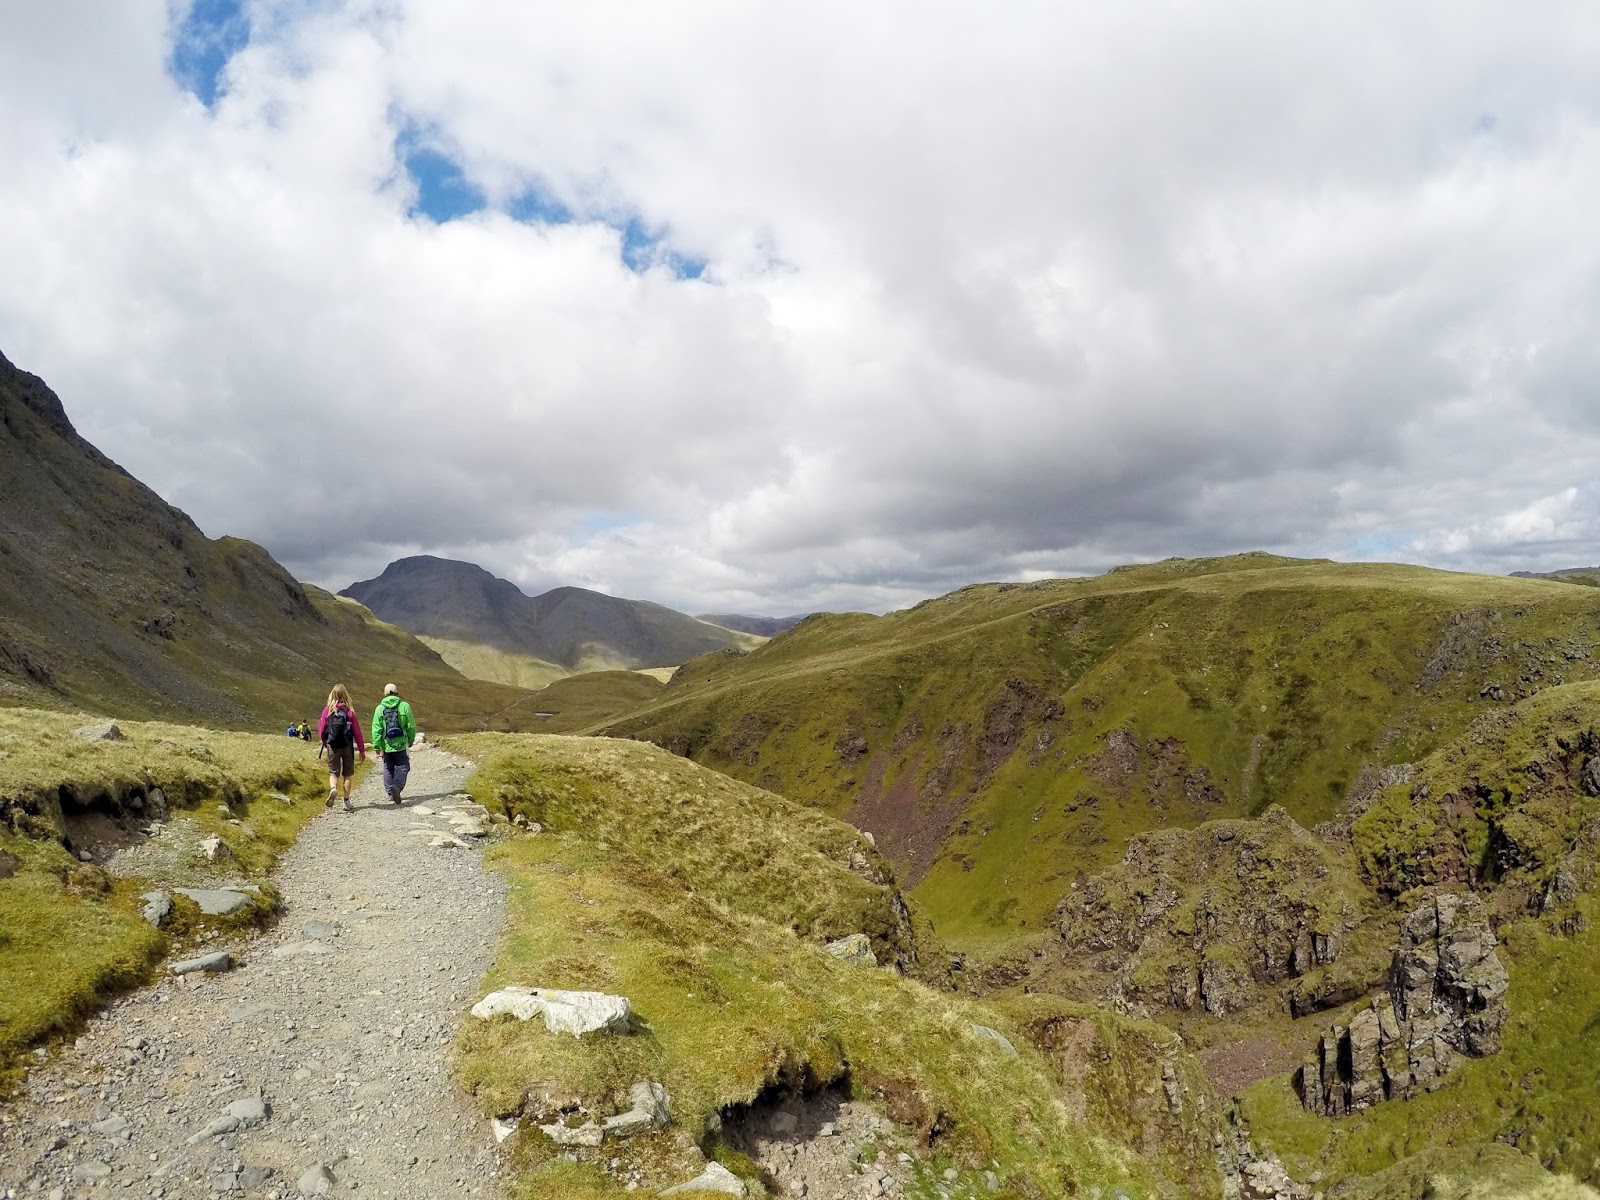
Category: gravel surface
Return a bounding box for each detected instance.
[0,744,509,1200]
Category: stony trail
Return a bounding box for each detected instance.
[0,743,509,1200]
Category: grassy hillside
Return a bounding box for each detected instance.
[0,350,538,733]
[418,635,571,690]
[446,734,1224,1199]
[0,709,332,1087]
[469,670,667,734]
[602,555,1600,951]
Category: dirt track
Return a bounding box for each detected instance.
[0,743,507,1200]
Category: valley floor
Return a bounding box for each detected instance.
[0,744,508,1200]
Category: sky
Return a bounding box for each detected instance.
[2,2,1600,615]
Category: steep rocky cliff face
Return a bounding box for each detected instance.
[1298,894,1508,1117]
[1042,806,1393,1022]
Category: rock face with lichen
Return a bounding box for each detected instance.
[1045,807,1387,1019]
[1298,893,1507,1116]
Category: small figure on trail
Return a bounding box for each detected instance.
[299,720,312,742]
[318,684,366,812]
[285,723,298,738]
[372,682,417,805]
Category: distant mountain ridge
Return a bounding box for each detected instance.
[340,556,755,675]
[697,612,814,637]
[1511,566,1600,587]
[0,349,530,728]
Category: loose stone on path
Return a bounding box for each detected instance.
[0,742,509,1200]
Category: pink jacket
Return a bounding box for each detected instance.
[317,704,366,753]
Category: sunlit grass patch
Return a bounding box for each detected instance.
[449,736,1200,1199]
[0,708,331,1085]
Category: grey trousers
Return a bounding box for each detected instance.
[381,750,411,797]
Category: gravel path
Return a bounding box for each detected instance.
[0,743,508,1200]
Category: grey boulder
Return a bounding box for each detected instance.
[175,887,253,915]
[823,934,877,967]
[140,890,172,926]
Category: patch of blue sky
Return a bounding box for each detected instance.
[1348,533,1418,560]
[575,512,645,536]
[619,218,706,280]
[396,125,487,223]
[169,0,251,108]
[507,185,573,226]
[393,122,706,277]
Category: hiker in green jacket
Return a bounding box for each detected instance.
[372,683,417,804]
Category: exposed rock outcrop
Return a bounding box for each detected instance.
[1298,893,1507,1116]
[1048,807,1380,1018]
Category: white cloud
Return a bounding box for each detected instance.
[3,1,1600,613]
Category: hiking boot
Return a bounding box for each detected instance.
[325,787,337,808]
[390,789,403,805]
[342,796,354,812]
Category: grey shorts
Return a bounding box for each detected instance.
[326,743,356,778]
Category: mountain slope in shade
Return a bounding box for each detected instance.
[697,612,815,637]
[340,556,757,672]
[0,349,530,730]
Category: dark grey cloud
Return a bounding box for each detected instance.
[3,1,1600,614]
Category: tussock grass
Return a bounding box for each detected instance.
[0,708,330,1085]
[447,735,1210,1198]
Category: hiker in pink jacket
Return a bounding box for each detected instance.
[317,683,366,812]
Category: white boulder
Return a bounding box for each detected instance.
[470,986,632,1036]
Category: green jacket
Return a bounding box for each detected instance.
[372,695,417,754]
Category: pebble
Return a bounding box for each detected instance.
[0,747,508,1200]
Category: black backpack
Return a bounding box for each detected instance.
[381,703,405,745]
[324,706,354,749]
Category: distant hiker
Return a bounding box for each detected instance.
[318,684,366,812]
[285,723,297,738]
[298,721,312,742]
[371,683,417,805]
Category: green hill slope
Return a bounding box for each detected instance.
[602,554,1600,949]
[447,733,1225,1199]
[0,350,532,732]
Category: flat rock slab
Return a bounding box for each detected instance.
[970,1024,1018,1058]
[661,1161,747,1196]
[176,887,254,915]
[171,951,233,975]
[471,986,632,1036]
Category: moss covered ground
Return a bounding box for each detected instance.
[0,708,333,1087]
[446,734,1223,1199]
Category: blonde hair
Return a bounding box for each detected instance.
[327,683,352,709]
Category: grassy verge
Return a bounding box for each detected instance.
[0,708,333,1087]
[446,735,1219,1198]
